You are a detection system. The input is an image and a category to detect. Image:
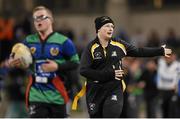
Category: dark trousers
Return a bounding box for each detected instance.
[146,97,158,118]
[177,97,180,117]
[87,87,124,118]
[28,102,67,118]
[159,90,175,118]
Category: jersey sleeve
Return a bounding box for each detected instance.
[57,39,79,72]
[120,39,164,57]
[62,39,79,62]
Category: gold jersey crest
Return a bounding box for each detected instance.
[50,47,59,56]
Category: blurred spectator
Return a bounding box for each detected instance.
[130,28,147,47]
[0,17,15,62]
[126,58,144,118]
[58,22,75,41]
[13,12,32,42]
[140,59,159,118]
[1,68,28,117]
[115,28,130,43]
[76,29,90,57]
[0,17,14,41]
[164,28,179,48]
[146,29,161,47]
[157,53,179,117]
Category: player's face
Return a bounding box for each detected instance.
[33,10,52,32]
[98,23,114,39]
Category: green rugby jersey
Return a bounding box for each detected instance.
[24,32,79,106]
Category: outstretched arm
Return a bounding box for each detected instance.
[120,40,172,57]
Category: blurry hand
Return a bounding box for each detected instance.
[41,59,58,72]
[8,58,24,68]
[115,69,124,80]
[161,44,172,57]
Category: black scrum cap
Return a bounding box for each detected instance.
[94,16,114,33]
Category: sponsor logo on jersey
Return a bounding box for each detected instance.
[111,95,117,101]
[94,52,102,59]
[111,51,117,57]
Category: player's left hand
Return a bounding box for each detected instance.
[41,59,58,72]
[115,69,124,80]
[161,45,172,57]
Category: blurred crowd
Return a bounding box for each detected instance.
[0,14,180,118]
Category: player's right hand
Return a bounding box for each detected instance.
[8,58,23,68]
[161,44,172,57]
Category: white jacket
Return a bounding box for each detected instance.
[157,58,180,90]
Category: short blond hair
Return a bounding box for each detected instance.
[33,6,53,21]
